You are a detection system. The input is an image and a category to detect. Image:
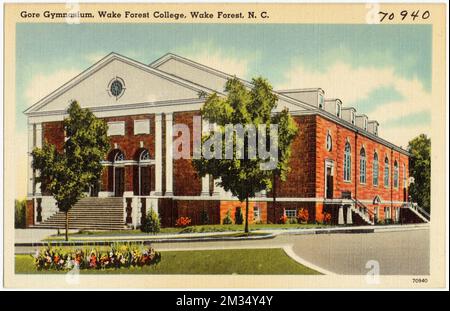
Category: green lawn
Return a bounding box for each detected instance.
[49,223,327,238]
[15,248,320,275]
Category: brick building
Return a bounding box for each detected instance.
[24,53,427,229]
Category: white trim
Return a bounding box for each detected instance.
[152,113,163,196]
[165,112,174,196]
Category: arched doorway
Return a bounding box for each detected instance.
[134,149,152,195]
[108,149,125,197]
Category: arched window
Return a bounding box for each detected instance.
[113,150,124,162]
[373,152,379,186]
[344,142,351,181]
[394,160,399,188]
[384,156,389,187]
[139,149,150,161]
[360,147,366,184]
[326,132,332,151]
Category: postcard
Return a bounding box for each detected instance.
[2,2,447,289]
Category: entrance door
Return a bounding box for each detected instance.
[114,167,125,197]
[140,166,151,195]
[325,163,334,199]
[403,187,407,202]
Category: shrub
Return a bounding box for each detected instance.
[297,208,309,224]
[200,209,209,225]
[288,217,298,224]
[234,207,243,225]
[279,214,288,224]
[33,243,161,271]
[140,209,161,234]
[175,216,192,227]
[323,212,332,224]
[15,199,27,229]
[222,209,233,225]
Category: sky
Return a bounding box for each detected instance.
[14,23,432,198]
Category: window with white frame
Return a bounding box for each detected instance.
[134,119,150,135]
[253,206,261,221]
[336,104,341,117]
[326,132,332,151]
[107,121,125,136]
[373,152,379,186]
[360,147,366,184]
[344,142,351,181]
[403,163,407,188]
[394,160,399,188]
[285,209,296,218]
[351,112,355,125]
[384,206,391,219]
[384,156,390,187]
[318,95,324,109]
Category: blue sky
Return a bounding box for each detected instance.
[14,23,432,197]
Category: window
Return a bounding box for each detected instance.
[344,142,351,181]
[107,121,125,136]
[319,95,324,109]
[253,206,261,221]
[351,112,355,125]
[336,104,341,118]
[285,209,296,218]
[139,149,150,161]
[326,132,332,151]
[134,119,150,135]
[360,147,366,184]
[384,206,391,219]
[403,163,407,188]
[114,151,125,162]
[373,152,379,186]
[364,119,367,130]
[394,160,399,188]
[384,156,390,187]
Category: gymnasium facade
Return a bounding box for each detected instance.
[24,53,426,229]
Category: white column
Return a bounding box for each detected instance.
[338,206,345,225]
[165,113,173,196]
[27,123,34,197]
[346,206,353,224]
[152,113,163,196]
[200,118,210,196]
[35,123,42,196]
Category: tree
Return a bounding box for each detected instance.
[141,208,161,234]
[408,134,431,213]
[32,101,109,241]
[193,77,297,233]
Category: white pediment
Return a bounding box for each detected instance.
[26,53,206,114]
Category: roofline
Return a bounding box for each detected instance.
[24,52,214,115]
[150,52,315,111]
[290,109,410,156]
[276,88,324,94]
[342,107,356,112]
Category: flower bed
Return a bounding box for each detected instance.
[33,243,161,271]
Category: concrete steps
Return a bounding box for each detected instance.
[33,197,128,230]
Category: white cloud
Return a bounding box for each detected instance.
[278,61,432,147]
[26,68,81,107]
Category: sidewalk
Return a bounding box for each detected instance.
[14,223,429,246]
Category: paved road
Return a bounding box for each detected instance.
[15,228,429,275]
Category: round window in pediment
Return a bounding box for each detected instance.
[108,77,125,99]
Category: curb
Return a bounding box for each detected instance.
[15,233,276,247]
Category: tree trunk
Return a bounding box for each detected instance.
[65,211,69,241]
[272,173,277,224]
[244,197,249,233]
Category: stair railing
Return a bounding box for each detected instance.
[350,198,375,225]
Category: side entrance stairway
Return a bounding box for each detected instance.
[33,197,127,230]
[400,203,430,223]
[350,199,375,226]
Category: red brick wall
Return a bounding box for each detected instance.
[270,115,316,198]
[42,122,65,152]
[219,200,267,224]
[315,115,408,203]
[173,111,202,196]
[158,199,220,227]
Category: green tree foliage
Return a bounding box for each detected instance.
[141,208,161,234]
[408,134,431,213]
[32,101,109,240]
[193,77,297,232]
[15,199,27,228]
